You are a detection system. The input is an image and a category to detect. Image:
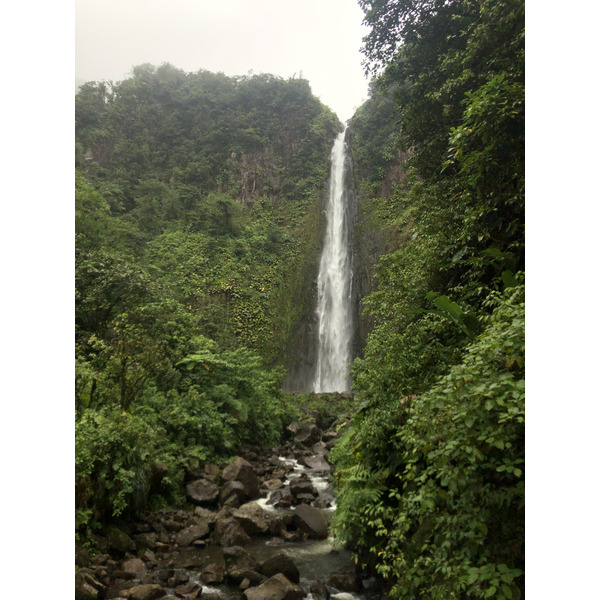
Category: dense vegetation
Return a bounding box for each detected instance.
[331,0,525,598]
[75,66,341,538]
[74,0,525,595]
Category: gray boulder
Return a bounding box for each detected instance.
[233,501,270,535]
[213,517,251,547]
[121,557,146,578]
[259,553,300,583]
[294,423,322,446]
[220,480,247,506]
[293,504,329,538]
[310,580,330,600]
[126,584,166,600]
[104,526,136,554]
[222,457,260,500]
[176,521,211,547]
[186,478,220,505]
[304,456,331,472]
[75,569,103,600]
[243,574,305,600]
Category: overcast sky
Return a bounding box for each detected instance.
[76,0,371,122]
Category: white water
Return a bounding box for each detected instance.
[313,128,353,393]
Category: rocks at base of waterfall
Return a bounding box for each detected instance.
[173,581,203,599]
[220,479,250,507]
[267,490,293,509]
[310,580,331,600]
[75,569,106,600]
[121,557,146,578]
[200,562,226,584]
[258,553,300,584]
[311,441,330,456]
[328,571,363,593]
[293,504,329,539]
[243,573,305,600]
[303,455,331,472]
[222,457,261,500]
[293,423,322,446]
[194,506,218,525]
[175,520,211,546]
[186,478,220,505]
[289,476,318,502]
[263,478,285,490]
[313,496,333,510]
[167,569,190,587]
[233,501,270,535]
[225,545,261,583]
[104,525,137,554]
[229,568,268,586]
[122,583,166,600]
[134,532,158,550]
[271,467,287,480]
[213,516,252,546]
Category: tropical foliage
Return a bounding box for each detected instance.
[75,66,341,539]
[330,0,525,597]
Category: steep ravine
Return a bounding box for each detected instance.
[75,407,381,600]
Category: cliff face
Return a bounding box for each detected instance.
[76,66,343,370]
[349,145,412,360]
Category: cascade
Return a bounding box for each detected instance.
[313,128,353,393]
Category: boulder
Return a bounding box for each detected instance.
[243,574,305,600]
[222,457,260,500]
[304,456,331,472]
[263,479,285,490]
[141,549,158,568]
[289,478,317,497]
[328,571,362,592]
[309,580,330,600]
[175,521,211,547]
[293,504,329,539]
[194,506,218,524]
[271,468,286,480]
[219,480,247,506]
[104,526,136,554]
[201,563,226,584]
[167,569,190,587]
[259,553,300,584]
[121,558,146,578]
[186,478,220,505]
[294,423,322,446]
[174,582,202,599]
[126,584,166,600]
[228,567,267,586]
[233,501,269,535]
[311,441,329,456]
[204,464,220,478]
[75,570,103,600]
[213,517,251,546]
[76,542,91,568]
[134,532,157,550]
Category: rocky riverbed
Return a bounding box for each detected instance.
[75,412,380,600]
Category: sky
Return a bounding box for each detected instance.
[76,0,371,122]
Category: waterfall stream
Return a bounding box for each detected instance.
[313,128,353,393]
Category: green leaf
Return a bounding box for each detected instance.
[502,270,518,288]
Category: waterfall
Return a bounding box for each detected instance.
[313,128,353,393]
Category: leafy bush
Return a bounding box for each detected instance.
[75,336,287,542]
[331,285,524,599]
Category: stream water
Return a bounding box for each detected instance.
[313,128,353,393]
[162,456,378,600]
